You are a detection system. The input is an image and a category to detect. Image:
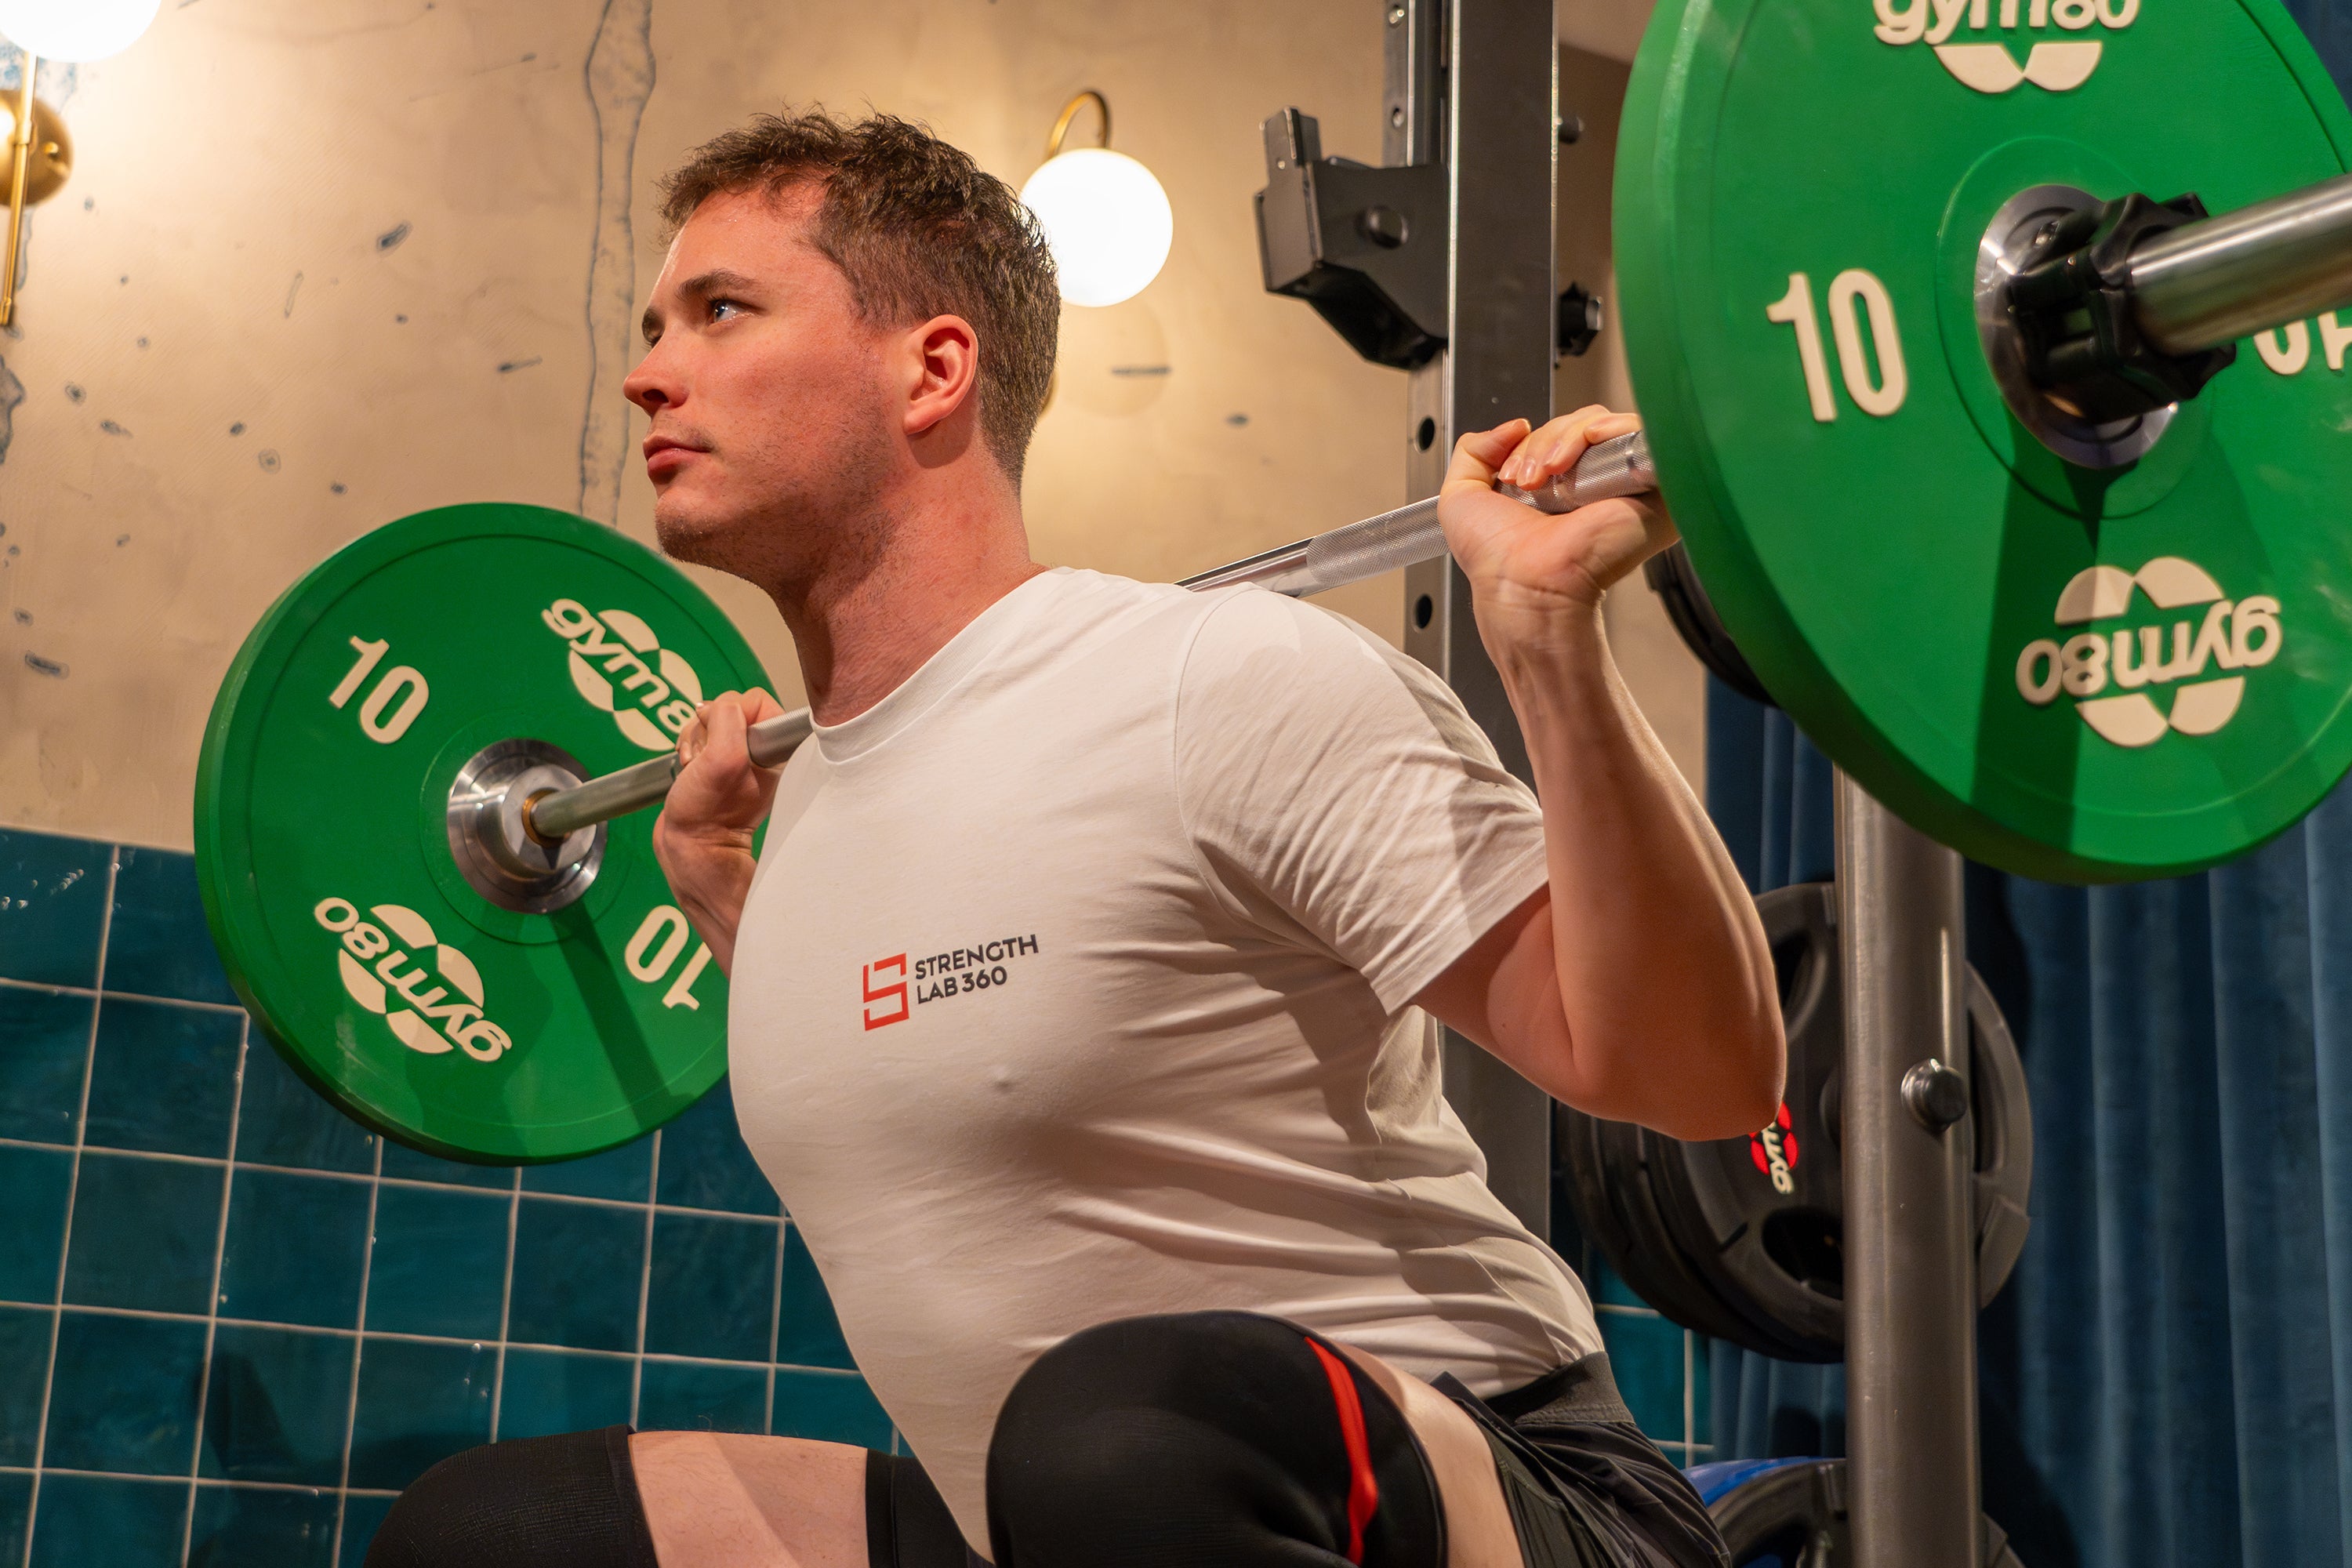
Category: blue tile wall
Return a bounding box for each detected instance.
[5,818,1719,1565]
[0,827,895,1568]
[0,831,107,989]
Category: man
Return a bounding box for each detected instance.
[368,111,1780,1568]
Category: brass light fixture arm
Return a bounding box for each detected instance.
[1044,89,1111,160]
[2,53,34,328]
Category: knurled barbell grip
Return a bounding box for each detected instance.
[1178,428,1657,595]
[524,429,1658,840]
[524,708,816,841]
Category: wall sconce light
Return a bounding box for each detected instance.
[1018,90,1173,308]
[0,0,161,326]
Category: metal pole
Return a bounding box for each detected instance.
[3,56,37,329]
[1835,771,1979,1568]
[2128,170,2352,354]
[1392,0,1560,1237]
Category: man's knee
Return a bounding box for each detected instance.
[365,1425,657,1568]
[985,1311,1443,1568]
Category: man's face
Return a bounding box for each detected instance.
[625,185,897,588]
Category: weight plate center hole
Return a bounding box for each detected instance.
[445,738,607,914]
[1976,183,2176,469]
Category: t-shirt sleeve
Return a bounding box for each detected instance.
[1173,588,1551,1012]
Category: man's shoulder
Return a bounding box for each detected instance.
[1021,566,1207,633]
[1013,572,1428,720]
[1184,585,1423,692]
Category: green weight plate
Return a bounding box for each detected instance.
[196,504,771,1163]
[1617,0,2352,880]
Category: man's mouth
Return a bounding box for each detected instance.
[643,437,706,478]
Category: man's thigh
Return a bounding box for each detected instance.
[630,1432,869,1568]
[984,1309,1521,1568]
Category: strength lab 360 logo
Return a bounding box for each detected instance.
[1874,0,2136,94]
[861,936,1042,1029]
[542,600,706,753]
[316,898,514,1062]
[2013,557,2281,749]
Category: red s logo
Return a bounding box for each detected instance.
[862,954,909,1029]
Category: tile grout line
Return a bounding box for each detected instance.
[0,1295,854,1372]
[488,1166,521,1443]
[1682,1330,1696,1458]
[630,1131,662,1427]
[0,1465,399,1496]
[0,1142,222,1167]
[21,846,119,1568]
[0,974,250,1015]
[0,1138,781,1223]
[765,1218,786,1436]
[328,1135,387,1568]
[178,1018,250,1567]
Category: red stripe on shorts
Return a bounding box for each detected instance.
[1305,1338,1379,1566]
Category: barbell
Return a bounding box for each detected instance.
[194,443,1654,1162]
[517,428,1657,842]
[196,0,2352,1160]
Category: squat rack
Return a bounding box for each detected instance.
[1260,5,1983,1564]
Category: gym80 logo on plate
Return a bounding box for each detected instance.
[1872,0,2138,95]
[543,599,706,752]
[2013,558,2281,749]
[315,897,514,1062]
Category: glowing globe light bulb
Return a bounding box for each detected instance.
[1020,147,1174,308]
[0,0,161,60]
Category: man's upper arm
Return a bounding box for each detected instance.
[1410,883,1611,1109]
[1173,591,1549,1011]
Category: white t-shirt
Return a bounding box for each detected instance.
[728,568,1602,1550]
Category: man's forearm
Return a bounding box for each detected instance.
[652,824,757,976]
[1494,601,1783,1138]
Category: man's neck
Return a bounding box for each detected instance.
[776,486,1046,725]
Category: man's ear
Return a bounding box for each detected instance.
[903,314,981,438]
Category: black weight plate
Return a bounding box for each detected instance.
[1704,1458,2025,1568]
[1557,1099,1780,1349]
[1642,541,1776,708]
[1967,967,2034,1308]
[1650,884,1849,1359]
[1653,886,2035,1359]
[1621,1117,1813,1353]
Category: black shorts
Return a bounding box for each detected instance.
[1439,1355,1730,1568]
[866,1352,1728,1568]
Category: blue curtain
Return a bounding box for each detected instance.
[1701,678,2352,1567]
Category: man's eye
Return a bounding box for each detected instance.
[709,298,742,321]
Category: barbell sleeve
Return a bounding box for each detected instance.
[2127,170,2352,355]
[524,428,1658,840]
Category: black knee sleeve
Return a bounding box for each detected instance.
[365,1425,657,1568]
[869,1448,989,1568]
[984,1311,1445,1568]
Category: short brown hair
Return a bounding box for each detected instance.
[659,110,1060,486]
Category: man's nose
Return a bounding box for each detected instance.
[624,352,679,414]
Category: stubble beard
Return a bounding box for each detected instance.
[652,413,898,602]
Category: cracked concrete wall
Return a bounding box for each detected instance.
[0,2,1698,849]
